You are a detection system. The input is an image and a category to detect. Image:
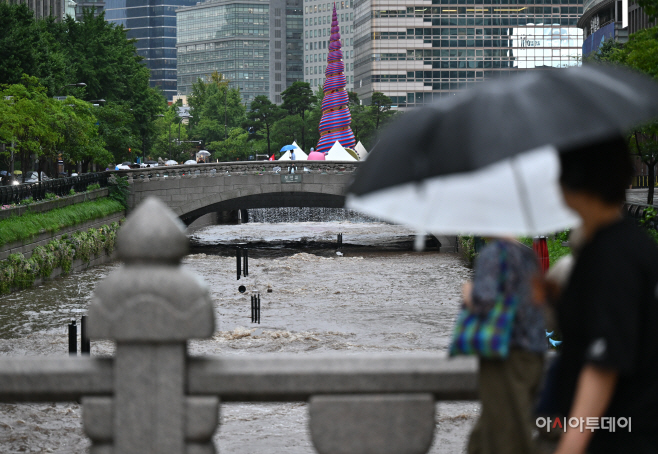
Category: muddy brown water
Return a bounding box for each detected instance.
[0,221,480,453]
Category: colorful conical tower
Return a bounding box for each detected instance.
[316,4,356,153]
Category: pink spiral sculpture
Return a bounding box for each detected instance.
[316,3,355,153]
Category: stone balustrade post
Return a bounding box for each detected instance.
[86,197,217,454]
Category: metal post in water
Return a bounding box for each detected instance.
[81,315,90,355]
[236,248,242,280]
[68,319,77,356]
[243,248,248,277]
[257,294,261,324]
[251,295,255,323]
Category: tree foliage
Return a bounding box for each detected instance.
[600,26,658,204]
[281,81,315,150]
[0,4,165,170]
[246,96,283,155]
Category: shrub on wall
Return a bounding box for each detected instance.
[0,221,123,294]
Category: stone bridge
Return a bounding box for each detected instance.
[115,161,360,224]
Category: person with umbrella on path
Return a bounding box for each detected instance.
[550,137,658,454]
[345,64,658,454]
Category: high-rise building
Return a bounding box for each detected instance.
[304,0,354,91]
[105,0,198,101]
[5,0,77,21]
[353,0,584,108]
[175,0,303,104]
[73,0,105,21]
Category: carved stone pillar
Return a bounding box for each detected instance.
[86,197,217,454]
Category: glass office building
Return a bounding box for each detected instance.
[304,0,355,91]
[105,0,197,101]
[176,0,303,104]
[353,0,584,108]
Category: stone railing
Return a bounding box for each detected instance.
[113,161,361,183]
[0,197,477,454]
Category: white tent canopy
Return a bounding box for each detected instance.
[355,141,368,160]
[325,141,357,161]
[279,147,308,160]
[292,141,304,153]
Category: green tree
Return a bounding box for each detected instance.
[95,102,136,164]
[207,127,251,162]
[281,81,315,149]
[604,26,658,203]
[151,102,194,163]
[190,78,246,145]
[246,95,283,155]
[0,76,61,181]
[348,91,375,149]
[271,115,304,151]
[370,92,395,130]
[55,96,111,171]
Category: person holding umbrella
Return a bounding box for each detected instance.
[550,137,658,454]
[344,64,658,454]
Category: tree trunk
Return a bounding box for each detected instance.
[648,161,656,206]
[266,125,271,155]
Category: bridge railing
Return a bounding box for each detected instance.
[0,172,109,205]
[112,161,361,183]
[0,197,478,454]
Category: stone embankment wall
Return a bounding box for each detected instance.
[0,210,124,294]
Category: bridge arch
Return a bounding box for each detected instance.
[120,161,359,224]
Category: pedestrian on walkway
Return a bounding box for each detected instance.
[461,237,546,454]
[552,136,658,454]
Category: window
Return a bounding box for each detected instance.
[275,62,281,70]
[275,84,281,91]
[275,73,281,81]
[275,30,281,38]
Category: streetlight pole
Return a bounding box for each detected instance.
[224,87,228,140]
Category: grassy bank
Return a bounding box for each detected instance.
[0,198,124,247]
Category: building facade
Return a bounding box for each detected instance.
[304,0,355,91]
[353,0,584,108]
[105,0,198,101]
[5,0,77,21]
[176,0,303,105]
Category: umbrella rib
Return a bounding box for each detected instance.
[510,156,535,234]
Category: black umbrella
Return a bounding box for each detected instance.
[346,65,658,235]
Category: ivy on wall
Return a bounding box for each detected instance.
[0,221,122,294]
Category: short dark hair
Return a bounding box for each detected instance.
[558,135,632,205]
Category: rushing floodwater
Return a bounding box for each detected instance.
[0,219,480,453]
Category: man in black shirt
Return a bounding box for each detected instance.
[553,136,658,454]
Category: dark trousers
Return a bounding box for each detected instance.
[468,349,544,454]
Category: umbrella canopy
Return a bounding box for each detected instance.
[279,148,308,161]
[184,160,197,165]
[280,145,296,152]
[122,161,132,166]
[197,150,211,156]
[165,160,178,166]
[346,65,658,235]
[325,141,357,161]
[308,151,326,161]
